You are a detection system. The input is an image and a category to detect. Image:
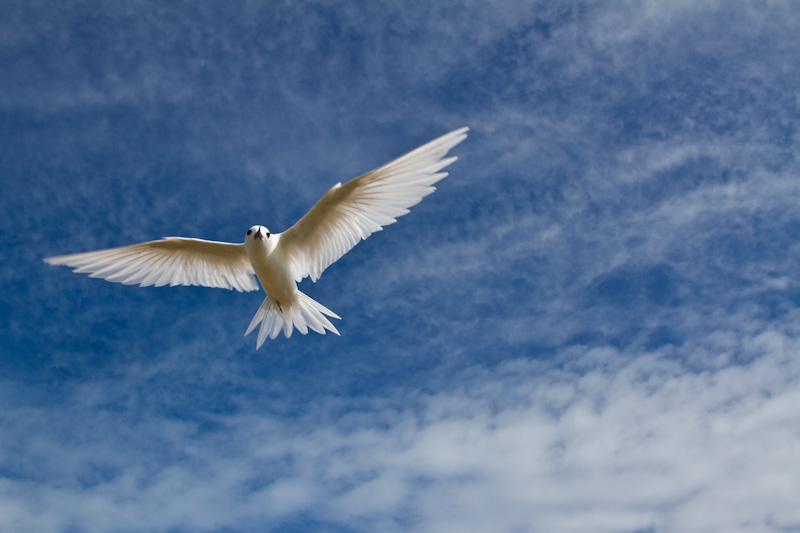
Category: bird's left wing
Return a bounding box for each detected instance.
[279,127,468,282]
[44,237,259,292]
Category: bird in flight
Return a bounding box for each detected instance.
[45,127,469,348]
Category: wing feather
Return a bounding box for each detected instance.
[44,237,258,292]
[279,127,468,282]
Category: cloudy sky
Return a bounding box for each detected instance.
[2,1,800,532]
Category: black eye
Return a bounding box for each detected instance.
[247,229,252,235]
[266,232,271,238]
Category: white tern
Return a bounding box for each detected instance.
[45,127,469,348]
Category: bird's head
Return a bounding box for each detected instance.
[245,225,271,243]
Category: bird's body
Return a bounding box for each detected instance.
[245,226,293,310]
[45,127,468,348]
[242,225,341,344]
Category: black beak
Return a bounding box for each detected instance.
[255,229,264,240]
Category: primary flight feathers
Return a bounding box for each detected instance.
[45,127,469,347]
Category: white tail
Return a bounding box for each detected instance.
[245,290,340,348]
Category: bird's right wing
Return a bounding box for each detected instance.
[44,237,259,292]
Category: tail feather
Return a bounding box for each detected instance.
[245,291,340,348]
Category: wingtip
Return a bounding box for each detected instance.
[443,127,469,146]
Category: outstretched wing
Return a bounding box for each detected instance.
[44,237,258,292]
[278,127,468,282]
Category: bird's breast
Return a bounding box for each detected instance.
[247,240,297,309]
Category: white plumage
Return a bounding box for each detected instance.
[46,238,258,292]
[45,127,469,348]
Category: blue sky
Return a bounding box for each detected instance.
[2,1,800,531]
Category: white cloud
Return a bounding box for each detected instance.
[2,314,799,532]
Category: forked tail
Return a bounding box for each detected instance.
[245,290,340,348]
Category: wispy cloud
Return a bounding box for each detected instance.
[2,312,799,532]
